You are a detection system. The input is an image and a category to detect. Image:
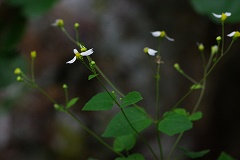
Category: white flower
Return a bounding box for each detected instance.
[151,31,174,41]
[143,47,157,56]
[66,48,94,64]
[227,31,240,40]
[212,12,231,21]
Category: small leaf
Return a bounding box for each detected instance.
[190,84,202,90]
[120,91,143,108]
[115,153,145,160]
[217,152,236,160]
[82,92,116,111]
[102,107,152,137]
[113,134,136,152]
[180,147,210,159]
[189,112,202,121]
[173,108,188,116]
[158,112,192,136]
[88,74,98,80]
[66,97,79,109]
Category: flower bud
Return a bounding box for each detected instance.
[16,76,23,82]
[81,47,87,52]
[62,84,68,89]
[74,23,79,29]
[31,50,37,59]
[216,36,221,43]
[14,68,21,75]
[211,45,218,55]
[52,19,64,28]
[198,43,204,52]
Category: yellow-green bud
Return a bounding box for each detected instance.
[211,45,218,55]
[31,50,37,58]
[74,23,79,29]
[14,68,21,75]
[216,36,221,43]
[16,76,23,82]
[80,47,87,52]
[174,63,180,70]
[198,43,204,52]
[63,84,68,89]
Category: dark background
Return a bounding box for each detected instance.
[0,0,240,159]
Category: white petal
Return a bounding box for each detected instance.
[151,31,161,37]
[227,31,235,37]
[81,48,94,56]
[73,49,79,54]
[148,48,157,56]
[225,12,231,16]
[66,56,77,64]
[165,35,175,41]
[212,13,222,18]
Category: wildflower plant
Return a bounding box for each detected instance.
[14,12,238,160]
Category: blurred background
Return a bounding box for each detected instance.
[1,0,240,159]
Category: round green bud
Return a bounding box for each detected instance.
[56,19,64,27]
[74,23,79,29]
[16,76,23,82]
[81,47,87,52]
[31,50,37,58]
[211,45,218,55]
[174,63,180,70]
[216,36,222,42]
[198,43,204,51]
[14,68,22,75]
[62,84,68,89]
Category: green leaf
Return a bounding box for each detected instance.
[115,153,145,160]
[82,92,116,111]
[189,112,202,121]
[113,134,136,152]
[88,74,98,80]
[189,0,240,23]
[66,97,79,109]
[102,107,152,137]
[217,152,236,160]
[158,112,192,136]
[180,147,210,159]
[173,108,188,116]
[120,91,143,108]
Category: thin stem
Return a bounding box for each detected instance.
[31,58,35,82]
[221,22,225,56]
[67,110,124,157]
[167,132,184,160]
[61,27,79,46]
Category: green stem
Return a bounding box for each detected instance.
[221,22,224,56]
[31,58,35,82]
[61,27,79,46]
[167,132,183,160]
[66,110,124,157]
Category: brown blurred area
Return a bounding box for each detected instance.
[1,0,240,159]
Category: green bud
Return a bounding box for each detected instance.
[14,68,22,75]
[198,43,204,52]
[31,50,37,59]
[211,45,218,55]
[74,23,79,29]
[174,63,180,70]
[81,47,87,52]
[16,76,23,82]
[216,36,221,43]
[63,84,68,89]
